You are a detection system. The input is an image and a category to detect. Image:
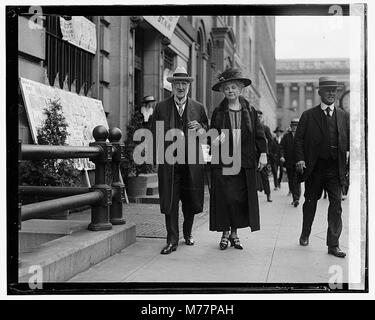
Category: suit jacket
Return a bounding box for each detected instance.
[269,136,282,163]
[151,96,209,215]
[280,132,296,168]
[294,104,349,184]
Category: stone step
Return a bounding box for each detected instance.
[19,219,89,254]
[18,221,136,282]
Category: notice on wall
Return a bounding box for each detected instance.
[143,16,180,39]
[19,77,109,170]
[60,16,97,54]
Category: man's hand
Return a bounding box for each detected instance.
[296,161,306,174]
[280,157,285,164]
[187,120,202,130]
[258,153,268,171]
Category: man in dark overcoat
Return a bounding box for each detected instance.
[151,66,209,254]
[280,119,301,207]
[270,126,284,190]
[256,110,273,202]
[294,77,349,258]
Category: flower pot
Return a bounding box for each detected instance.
[126,175,148,198]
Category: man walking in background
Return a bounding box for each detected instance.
[256,110,273,202]
[280,119,301,207]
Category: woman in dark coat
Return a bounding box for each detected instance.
[209,68,268,250]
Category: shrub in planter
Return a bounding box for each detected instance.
[121,108,155,197]
[19,99,81,216]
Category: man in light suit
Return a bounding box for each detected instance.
[151,66,209,254]
[294,77,349,258]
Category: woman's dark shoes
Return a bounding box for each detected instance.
[229,237,243,250]
[299,236,309,246]
[160,243,177,254]
[219,235,229,250]
[328,246,346,258]
[184,235,195,246]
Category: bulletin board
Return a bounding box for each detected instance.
[19,77,109,170]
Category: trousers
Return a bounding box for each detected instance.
[165,164,195,245]
[301,158,342,247]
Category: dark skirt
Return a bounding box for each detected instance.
[209,167,260,232]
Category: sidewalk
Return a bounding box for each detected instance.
[68,181,349,283]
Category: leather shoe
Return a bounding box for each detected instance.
[293,200,299,207]
[328,246,346,258]
[299,236,309,246]
[184,236,195,246]
[267,195,273,202]
[160,244,177,254]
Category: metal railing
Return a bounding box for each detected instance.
[18,125,127,231]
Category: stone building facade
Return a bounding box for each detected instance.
[18,14,277,143]
[276,58,350,130]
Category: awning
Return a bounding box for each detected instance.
[143,16,180,39]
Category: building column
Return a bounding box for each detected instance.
[314,82,320,106]
[282,82,291,130]
[298,82,306,115]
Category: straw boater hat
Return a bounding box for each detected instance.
[273,126,284,133]
[142,95,156,104]
[316,77,343,89]
[212,68,252,92]
[167,66,194,83]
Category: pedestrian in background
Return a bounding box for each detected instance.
[270,126,284,190]
[256,110,273,202]
[209,68,267,250]
[280,119,301,207]
[294,77,349,258]
[151,66,209,255]
[140,95,156,128]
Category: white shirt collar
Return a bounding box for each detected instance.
[320,102,335,111]
[174,97,187,112]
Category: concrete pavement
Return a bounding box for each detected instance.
[68,181,349,283]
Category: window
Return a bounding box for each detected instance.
[45,15,94,95]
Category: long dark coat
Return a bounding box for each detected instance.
[151,96,209,215]
[280,132,296,169]
[209,96,267,231]
[294,105,349,185]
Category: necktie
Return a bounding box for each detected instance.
[178,105,184,117]
[325,108,331,117]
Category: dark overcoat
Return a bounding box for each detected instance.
[294,105,349,185]
[280,132,297,169]
[151,96,209,215]
[209,96,267,231]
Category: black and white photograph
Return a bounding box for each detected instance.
[4,0,373,301]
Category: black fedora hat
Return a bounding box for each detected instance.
[273,126,284,133]
[212,68,252,92]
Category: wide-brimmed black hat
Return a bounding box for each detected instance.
[212,68,252,92]
[167,66,194,83]
[142,95,156,104]
[273,126,284,133]
[316,77,343,89]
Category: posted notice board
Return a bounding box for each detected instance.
[19,77,109,170]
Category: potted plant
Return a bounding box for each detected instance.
[121,107,155,198]
[19,98,81,218]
